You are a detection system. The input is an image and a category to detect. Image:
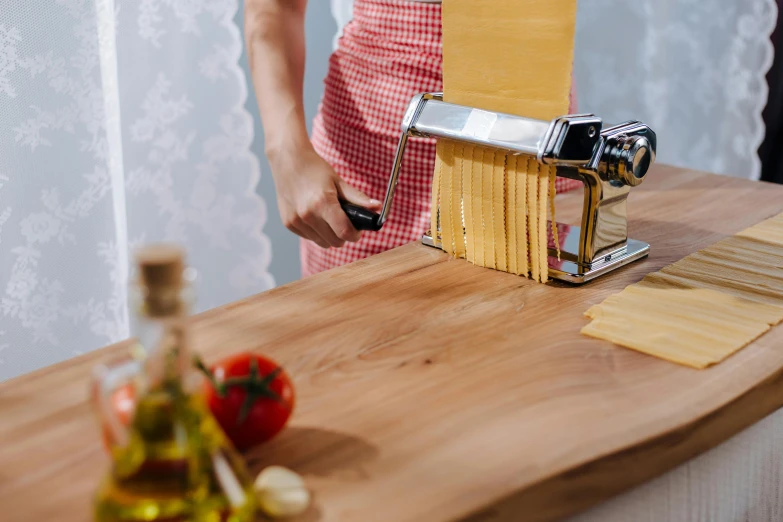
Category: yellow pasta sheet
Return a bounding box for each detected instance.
[581,213,783,369]
[432,0,577,283]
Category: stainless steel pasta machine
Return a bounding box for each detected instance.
[341,92,657,284]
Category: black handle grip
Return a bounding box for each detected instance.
[340,202,382,231]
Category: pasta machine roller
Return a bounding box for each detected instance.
[341,92,657,284]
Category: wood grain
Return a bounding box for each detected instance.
[2,166,783,522]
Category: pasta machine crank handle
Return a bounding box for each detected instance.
[340,120,413,232]
[340,202,383,232]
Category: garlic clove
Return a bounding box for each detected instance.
[255,465,310,518]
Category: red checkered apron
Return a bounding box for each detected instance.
[303,0,580,277]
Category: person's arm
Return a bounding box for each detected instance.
[245,0,381,249]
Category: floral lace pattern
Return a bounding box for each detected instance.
[0,0,272,380]
[574,0,776,180]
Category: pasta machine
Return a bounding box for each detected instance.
[341,92,657,284]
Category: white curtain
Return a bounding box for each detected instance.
[0,0,274,381]
[569,409,783,522]
[332,0,777,179]
[574,0,777,180]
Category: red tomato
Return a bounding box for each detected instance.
[97,383,135,451]
[197,353,295,451]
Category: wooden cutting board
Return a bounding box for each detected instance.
[2,166,783,522]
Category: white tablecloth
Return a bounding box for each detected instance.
[569,409,783,522]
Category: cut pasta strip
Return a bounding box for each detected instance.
[737,217,783,246]
[643,272,783,308]
[514,158,529,277]
[506,155,519,275]
[581,314,771,370]
[527,158,541,282]
[452,144,466,258]
[537,165,550,284]
[473,147,486,267]
[581,211,783,369]
[493,152,508,272]
[481,148,496,269]
[438,140,456,255]
[463,145,477,263]
[430,141,443,248]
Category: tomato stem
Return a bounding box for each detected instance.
[194,355,286,425]
[236,358,284,424]
[194,356,227,395]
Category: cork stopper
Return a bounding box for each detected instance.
[136,244,185,289]
[135,244,186,316]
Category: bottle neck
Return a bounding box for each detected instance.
[130,284,194,393]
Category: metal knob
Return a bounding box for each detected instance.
[617,136,653,186]
[604,134,654,187]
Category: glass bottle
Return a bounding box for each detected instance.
[92,244,256,522]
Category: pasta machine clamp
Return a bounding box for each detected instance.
[340,92,657,284]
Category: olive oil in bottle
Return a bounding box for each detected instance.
[92,245,256,522]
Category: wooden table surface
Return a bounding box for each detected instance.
[3,166,783,522]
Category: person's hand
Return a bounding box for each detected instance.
[270,144,382,249]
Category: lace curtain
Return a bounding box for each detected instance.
[574,0,777,180]
[332,0,777,179]
[0,0,273,381]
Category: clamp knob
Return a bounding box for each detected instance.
[600,122,657,187]
[616,135,654,187]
